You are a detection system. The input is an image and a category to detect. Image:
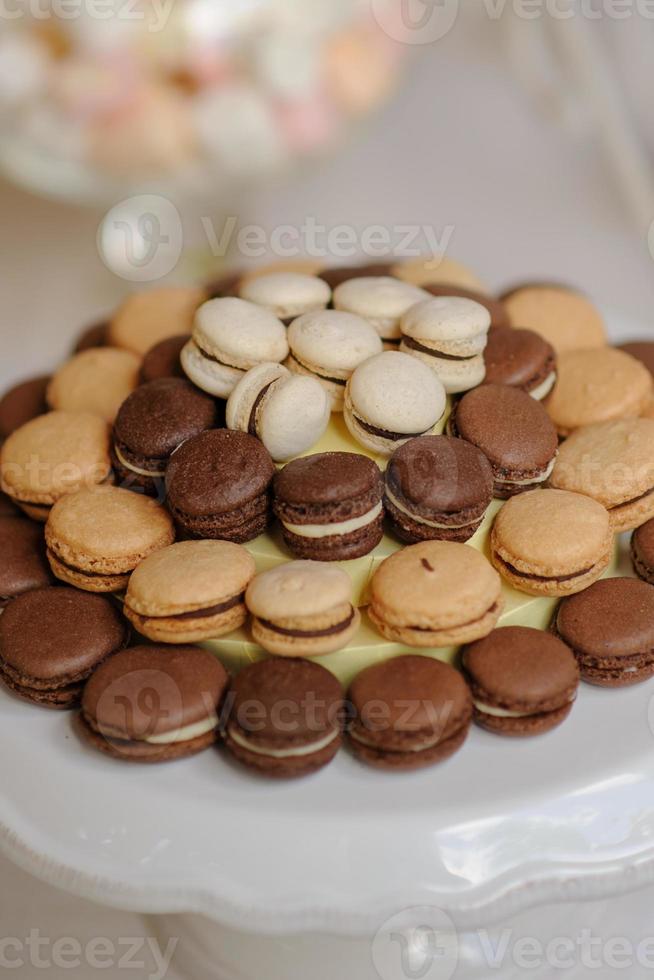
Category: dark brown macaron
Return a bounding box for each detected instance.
[140,334,190,384]
[0,491,19,517]
[224,657,344,778]
[632,519,654,584]
[166,428,275,542]
[462,626,579,736]
[555,578,654,686]
[79,644,229,762]
[347,655,472,770]
[385,435,493,543]
[112,378,219,496]
[73,320,109,353]
[273,452,384,561]
[319,262,394,292]
[0,375,50,440]
[447,384,558,499]
[617,341,654,378]
[0,516,54,609]
[483,327,557,400]
[0,587,129,709]
[423,283,510,330]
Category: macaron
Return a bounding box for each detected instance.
[124,540,255,643]
[501,283,607,352]
[166,429,275,542]
[632,518,654,584]
[482,326,557,400]
[285,310,382,410]
[347,656,472,770]
[111,378,219,496]
[181,297,289,398]
[369,540,503,647]
[385,435,493,543]
[140,334,189,383]
[205,270,243,299]
[462,626,579,736]
[273,452,384,561]
[391,256,485,292]
[554,578,654,686]
[400,296,490,393]
[447,385,558,498]
[0,491,19,517]
[0,375,50,440]
[550,418,654,533]
[0,411,111,521]
[224,658,344,777]
[344,351,447,457]
[545,348,652,437]
[318,262,394,290]
[79,644,229,761]
[333,276,429,343]
[239,272,331,323]
[46,348,141,424]
[109,287,207,356]
[45,486,175,592]
[239,260,324,285]
[490,488,612,597]
[0,586,128,708]
[226,363,330,462]
[423,283,510,330]
[618,341,654,418]
[0,516,54,609]
[246,561,360,656]
[73,319,108,353]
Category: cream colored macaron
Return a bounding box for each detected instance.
[400,296,490,393]
[246,560,360,656]
[344,350,447,457]
[227,362,331,462]
[333,276,429,342]
[47,348,141,423]
[391,256,486,291]
[286,310,382,411]
[181,297,289,398]
[109,287,206,356]
[239,272,331,322]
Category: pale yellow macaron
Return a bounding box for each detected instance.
[502,284,606,353]
[110,287,207,356]
[47,348,141,423]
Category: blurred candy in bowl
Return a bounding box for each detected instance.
[0,1,408,203]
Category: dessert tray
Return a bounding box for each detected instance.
[2,309,654,946]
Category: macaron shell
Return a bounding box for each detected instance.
[246,560,353,620]
[287,310,383,375]
[502,285,607,353]
[391,256,485,291]
[632,518,654,584]
[110,287,206,355]
[224,728,341,779]
[285,355,347,411]
[76,713,218,763]
[240,273,331,320]
[333,277,429,340]
[401,296,491,343]
[257,375,331,462]
[73,320,108,354]
[239,260,324,285]
[47,348,141,423]
[193,297,289,367]
[423,284,509,329]
[124,602,248,645]
[251,606,361,657]
[347,351,447,438]
[472,701,573,736]
[226,362,290,433]
[400,343,486,394]
[349,722,468,770]
[483,327,556,394]
[0,516,54,603]
[0,375,50,438]
[181,338,245,398]
[140,334,189,383]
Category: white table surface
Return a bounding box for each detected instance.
[2,18,654,979]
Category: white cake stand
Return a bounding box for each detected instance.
[2,310,653,980]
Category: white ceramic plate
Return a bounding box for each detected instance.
[2,309,654,937]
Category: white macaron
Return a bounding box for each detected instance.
[181,297,288,398]
[400,296,491,393]
[286,310,383,411]
[344,350,447,456]
[332,276,429,342]
[239,272,331,321]
[227,363,331,462]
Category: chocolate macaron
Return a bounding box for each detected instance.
[166,428,275,542]
[0,516,54,609]
[462,627,579,735]
[0,586,128,708]
[224,658,344,777]
[385,435,493,543]
[482,326,557,400]
[347,656,472,770]
[448,384,558,498]
[0,375,50,440]
[79,644,229,761]
[632,518,654,585]
[124,540,255,643]
[618,341,654,419]
[555,578,654,686]
[273,452,384,561]
[73,319,108,353]
[140,335,189,383]
[112,378,219,496]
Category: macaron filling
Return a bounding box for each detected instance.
[493,554,599,583]
[227,726,339,759]
[526,368,557,400]
[256,605,356,639]
[287,353,347,386]
[281,502,383,539]
[144,716,219,745]
[126,592,245,624]
[348,719,467,755]
[471,693,575,720]
[113,442,168,479]
[401,336,480,361]
[247,381,276,435]
[353,413,436,443]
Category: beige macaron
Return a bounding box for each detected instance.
[545,347,652,437]
[490,488,613,597]
[333,276,430,343]
[369,541,503,647]
[246,560,360,656]
[502,284,607,353]
[109,287,206,356]
[239,272,331,321]
[0,411,111,521]
[47,348,141,423]
[549,418,654,533]
[391,256,485,292]
[124,540,256,643]
[239,260,324,285]
[45,485,175,592]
